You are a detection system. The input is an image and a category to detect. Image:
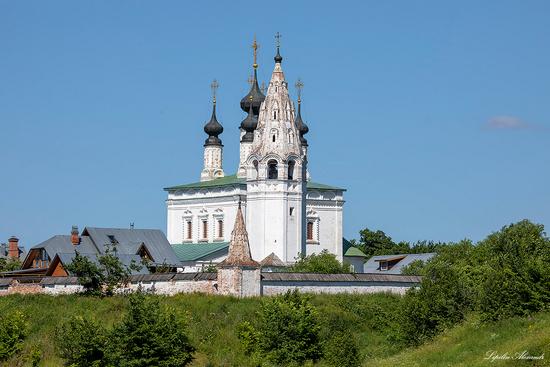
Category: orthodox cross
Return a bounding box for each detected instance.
[252,35,259,69]
[295,78,304,103]
[210,79,219,104]
[275,32,282,49]
[260,82,267,95]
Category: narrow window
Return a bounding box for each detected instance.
[272,134,276,142]
[273,111,277,119]
[253,160,259,179]
[268,160,278,179]
[217,220,223,238]
[202,220,208,239]
[307,221,314,240]
[186,220,192,240]
[288,160,295,180]
[289,207,294,216]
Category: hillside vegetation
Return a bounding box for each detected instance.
[0,293,548,367]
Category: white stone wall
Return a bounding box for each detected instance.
[262,282,412,296]
[306,190,345,261]
[166,186,245,244]
[201,145,224,182]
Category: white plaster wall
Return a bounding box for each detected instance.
[166,186,245,244]
[306,190,344,261]
[262,282,412,296]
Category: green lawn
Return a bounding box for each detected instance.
[0,293,548,366]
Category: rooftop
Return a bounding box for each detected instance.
[164,174,345,192]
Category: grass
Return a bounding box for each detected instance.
[0,293,548,366]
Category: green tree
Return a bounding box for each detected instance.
[108,293,195,367]
[66,246,142,296]
[0,258,22,272]
[238,290,322,366]
[290,250,352,274]
[0,310,28,361]
[55,316,107,367]
[323,331,361,367]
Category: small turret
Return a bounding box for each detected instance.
[203,80,223,146]
[240,96,257,143]
[294,78,309,147]
[201,80,225,181]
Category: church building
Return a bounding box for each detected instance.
[165,37,351,270]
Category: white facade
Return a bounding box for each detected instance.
[165,49,345,264]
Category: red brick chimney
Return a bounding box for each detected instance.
[8,236,19,259]
[71,226,80,246]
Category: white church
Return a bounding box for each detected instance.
[165,38,364,272]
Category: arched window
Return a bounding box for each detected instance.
[217,219,223,238]
[272,134,276,142]
[307,222,314,240]
[253,160,259,179]
[268,160,278,179]
[287,160,295,180]
[288,131,294,144]
[273,110,277,119]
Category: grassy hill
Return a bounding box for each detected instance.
[0,293,548,366]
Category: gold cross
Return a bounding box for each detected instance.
[252,35,259,69]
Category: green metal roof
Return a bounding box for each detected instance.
[344,246,367,258]
[164,174,345,191]
[342,238,367,258]
[172,242,229,261]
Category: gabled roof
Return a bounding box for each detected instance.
[49,252,149,276]
[164,174,345,192]
[172,242,229,261]
[364,253,436,274]
[260,252,285,267]
[82,227,180,266]
[342,238,367,258]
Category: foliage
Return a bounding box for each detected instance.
[108,292,195,367]
[398,255,473,345]
[354,228,444,258]
[66,246,142,296]
[400,259,427,276]
[0,258,21,273]
[55,293,195,367]
[0,310,28,361]
[290,250,352,274]
[476,220,550,321]
[238,290,322,365]
[322,331,360,367]
[55,316,107,367]
[202,262,218,273]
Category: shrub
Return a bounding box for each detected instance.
[108,292,195,367]
[56,293,195,367]
[55,316,107,367]
[0,310,28,361]
[323,332,360,367]
[291,250,352,274]
[238,290,322,365]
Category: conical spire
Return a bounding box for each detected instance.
[203,81,223,146]
[220,202,259,267]
[240,37,266,115]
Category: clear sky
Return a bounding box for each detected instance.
[1,1,549,248]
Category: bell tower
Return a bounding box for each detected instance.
[245,34,307,263]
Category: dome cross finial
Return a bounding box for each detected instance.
[252,35,259,69]
[295,78,304,104]
[210,79,219,104]
[274,32,283,63]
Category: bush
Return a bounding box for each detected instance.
[56,316,107,367]
[291,250,352,274]
[108,293,195,367]
[56,293,195,367]
[238,290,322,365]
[323,332,360,367]
[0,310,28,361]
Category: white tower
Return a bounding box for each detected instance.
[200,80,225,182]
[245,39,307,263]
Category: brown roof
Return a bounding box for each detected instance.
[260,252,285,267]
[218,205,259,267]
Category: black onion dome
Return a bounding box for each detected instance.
[204,103,223,146]
[240,101,257,143]
[274,46,283,63]
[295,102,309,146]
[240,68,265,115]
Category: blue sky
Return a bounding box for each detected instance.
[1,1,549,248]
